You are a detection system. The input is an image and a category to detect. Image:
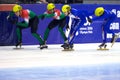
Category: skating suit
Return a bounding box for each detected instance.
[92,10,116,43]
[66,8,89,44]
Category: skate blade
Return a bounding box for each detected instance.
[111,42,114,47]
[62,48,74,51]
[97,48,109,50]
[111,35,119,47]
[40,46,48,49]
[13,48,24,50]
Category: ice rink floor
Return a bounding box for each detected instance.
[0,43,120,80]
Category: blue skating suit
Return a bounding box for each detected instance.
[92,9,116,43]
[66,8,89,44]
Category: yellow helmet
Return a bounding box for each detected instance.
[95,7,104,16]
[13,4,22,13]
[47,3,55,10]
[62,5,71,13]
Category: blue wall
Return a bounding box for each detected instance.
[0,4,120,45]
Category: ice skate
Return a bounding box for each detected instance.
[61,43,69,48]
[97,43,109,50]
[16,41,22,48]
[61,43,65,48]
[111,34,119,47]
[62,43,74,51]
[13,41,24,49]
[69,43,74,49]
[40,44,48,49]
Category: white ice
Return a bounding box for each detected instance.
[0,43,120,68]
[0,43,120,80]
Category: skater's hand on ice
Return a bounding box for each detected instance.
[88,18,92,23]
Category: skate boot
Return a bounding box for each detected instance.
[61,44,64,47]
[15,41,22,48]
[61,43,68,48]
[99,43,107,49]
[69,43,74,49]
[40,44,48,49]
[61,40,69,48]
[63,43,70,50]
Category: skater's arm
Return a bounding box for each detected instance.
[17,21,28,27]
[7,11,14,18]
[38,14,45,19]
[83,11,93,23]
[44,13,54,18]
[38,13,54,19]
[7,11,18,24]
[7,11,15,21]
[60,13,66,19]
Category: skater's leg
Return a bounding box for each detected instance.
[16,28,22,43]
[16,23,28,47]
[69,21,84,44]
[104,15,116,43]
[63,20,82,49]
[105,26,115,43]
[32,33,44,45]
[43,28,50,42]
[103,30,107,44]
[99,19,114,48]
[43,19,58,41]
[58,27,69,47]
[16,21,28,44]
[58,17,68,42]
[58,27,68,41]
[30,16,46,48]
[98,26,107,48]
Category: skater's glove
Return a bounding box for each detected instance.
[6,15,10,20]
[6,11,14,20]
[88,18,92,23]
[7,15,18,24]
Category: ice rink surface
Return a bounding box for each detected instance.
[0,43,120,80]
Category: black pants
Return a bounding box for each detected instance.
[48,17,66,30]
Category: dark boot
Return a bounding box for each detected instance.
[61,43,69,48]
[40,44,48,49]
[99,43,107,49]
[16,41,22,48]
[69,43,74,49]
[61,43,66,47]
[63,43,70,49]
